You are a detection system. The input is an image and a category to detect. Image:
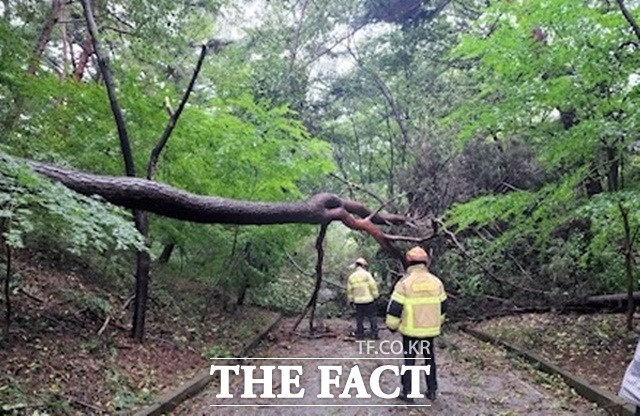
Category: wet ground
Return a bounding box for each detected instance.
[176,318,605,415]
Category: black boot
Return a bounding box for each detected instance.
[398,392,415,403]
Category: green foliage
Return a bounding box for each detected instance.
[0,154,145,254]
[253,273,315,314]
[0,380,26,415]
[108,369,155,411]
[436,0,640,300]
[203,344,232,359]
[0,0,337,316]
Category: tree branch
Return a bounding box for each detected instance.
[28,0,63,75]
[329,173,386,206]
[146,44,208,180]
[80,0,136,176]
[616,0,640,44]
[435,219,548,295]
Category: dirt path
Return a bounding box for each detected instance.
[176,318,605,415]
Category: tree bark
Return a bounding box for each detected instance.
[80,0,136,177]
[130,43,208,341]
[131,210,150,341]
[3,244,11,340]
[309,224,328,333]
[619,202,635,330]
[584,291,640,305]
[73,37,93,82]
[606,146,619,192]
[28,161,434,267]
[147,45,208,180]
[28,162,407,225]
[28,0,63,75]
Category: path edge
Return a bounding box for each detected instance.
[132,313,284,416]
[461,326,635,416]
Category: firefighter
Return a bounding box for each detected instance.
[347,257,379,340]
[386,246,447,403]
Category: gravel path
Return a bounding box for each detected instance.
[176,318,605,415]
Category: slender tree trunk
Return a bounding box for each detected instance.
[73,37,93,82]
[60,0,69,80]
[619,202,635,331]
[293,224,328,333]
[350,117,365,184]
[236,281,249,306]
[4,244,11,340]
[132,211,150,341]
[385,114,395,198]
[308,224,327,333]
[28,0,63,75]
[606,146,619,192]
[81,0,211,342]
[158,242,175,264]
[130,44,208,340]
[616,0,640,43]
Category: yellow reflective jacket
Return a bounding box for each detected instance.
[347,267,379,304]
[386,264,447,337]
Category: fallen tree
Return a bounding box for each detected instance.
[26,160,438,334]
[27,160,434,262]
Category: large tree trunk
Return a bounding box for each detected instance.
[28,162,406,225]
[28,161,424,264]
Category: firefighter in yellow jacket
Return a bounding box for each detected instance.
[386,246,447,403]
[347,257,379,339]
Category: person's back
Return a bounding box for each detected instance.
[347,267,378,304]
[386,246,447,402]
[396,264,445,337]
[347,258,379,339]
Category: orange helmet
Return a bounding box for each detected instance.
[355,257,368,267]
[406,246,428,263]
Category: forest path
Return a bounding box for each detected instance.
[176,318,605,415]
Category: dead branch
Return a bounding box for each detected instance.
[18,288,44,303]
[97,315,110,335]
[147,44,208,179]
[57,394,105,413]
[329,173,386,206]
[436,219,549,295]
[365,191,408,223]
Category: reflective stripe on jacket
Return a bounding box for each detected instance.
[386,264,446,337]
[620,340,640,406]
[347,267,379,304]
